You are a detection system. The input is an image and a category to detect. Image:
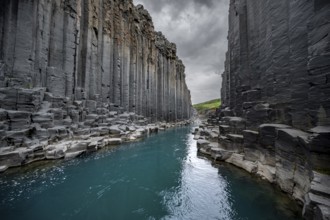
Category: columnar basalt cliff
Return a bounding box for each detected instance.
[221,0,330,130]
[0,1,192,171]
[197,0,330,219]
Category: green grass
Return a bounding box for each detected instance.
[315,168,330,176]
[193,99,221,114]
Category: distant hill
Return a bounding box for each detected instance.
[193,99,221,115]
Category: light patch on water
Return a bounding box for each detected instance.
[161,132,234,220]
[0,127,302,220]
[0,165,67,206]
[132,208,145,214]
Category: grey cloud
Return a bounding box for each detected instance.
[194,0,215,7]
[134,0,229,104]
[136,0,217,12]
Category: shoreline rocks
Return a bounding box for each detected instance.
[194,119,330,220]
[0,115,191,173]
[217,1,330,219]
[0,1,193,172]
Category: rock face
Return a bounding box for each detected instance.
[0,0,192,122]
[218,0,330,219]
[0,1,192,169]
[197,120,330,220]
[222,0,330,130]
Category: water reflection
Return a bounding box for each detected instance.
[0,127,302,220]
[162,132,234,220]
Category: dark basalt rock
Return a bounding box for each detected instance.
[0,0,192,171]
[218,1,330,219]
[0,0,192,123]
[221,0,330,130]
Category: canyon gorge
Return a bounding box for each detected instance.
[196,0,330,219]
[0,0,329,220]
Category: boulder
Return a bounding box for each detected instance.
[256,162,276,183]
[0,150,23,167]
[225,153,257,173]
[210,147,234,161]
[66,141,88,153]
[109,125,122,135]
[65,151,85,159]
[45,142,71,160]
[196,139,210,149]
[0,165,8,172]
[104,138,122,145]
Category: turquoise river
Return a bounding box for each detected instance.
[0,126,302,220]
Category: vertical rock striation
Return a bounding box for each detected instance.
[0,0,192,122]
[222,0,330,129]
[0,1,192,170]
[219,0,330,219]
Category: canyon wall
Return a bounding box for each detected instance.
[0,0,192,171]
[0,0,192,123]
[218,0,330,219]
[221,0,330,130]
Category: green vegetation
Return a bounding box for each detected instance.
[315,168,330,176]
[193,99,221,114]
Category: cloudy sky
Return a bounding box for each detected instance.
[133,0,229,104]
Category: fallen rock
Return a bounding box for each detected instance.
[0,165,8,172]
[45,143,68,159]
[196,139,210,149]
[109,125,122,135]
[225,153,257,173]
[104,138,122,145]
[65,150,85,159]
[256,162,276,183]
[0,150,23,167]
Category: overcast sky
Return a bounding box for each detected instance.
[133,0,229,104]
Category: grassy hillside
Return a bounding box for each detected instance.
[193,99,221,114]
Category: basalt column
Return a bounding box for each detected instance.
[219,1,330,219]
[0,0,192,122]
[221,0,330,130]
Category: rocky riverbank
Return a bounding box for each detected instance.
[0,104,191,173]
[194,118,330,220]
[0,1,193,172]
[216,0,330,219]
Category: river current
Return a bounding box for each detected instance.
[0,127,302,220]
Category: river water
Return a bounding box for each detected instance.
[0,127,302,220]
